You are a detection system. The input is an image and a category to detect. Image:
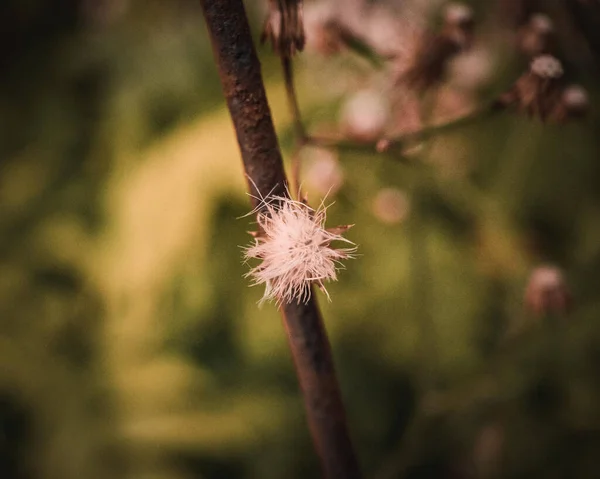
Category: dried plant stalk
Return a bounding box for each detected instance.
[199,1,361,477]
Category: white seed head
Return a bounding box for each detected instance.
[243,195,356,306]
[529,13,554,34]
[529,266,563,291]
[562,84,589,110]
[524,265,571,316]
[444,2,473,25]
[530,55,563,79]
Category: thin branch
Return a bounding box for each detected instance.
[307,101,500,155]
[335,24,387,69]
[282,56,307,141]
[281,55,307,197]
[199,1,361,477]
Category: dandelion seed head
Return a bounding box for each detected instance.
[530,55,563,79]
[243,195,356,306]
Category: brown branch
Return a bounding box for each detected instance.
[199,1,362,477]
[307,102,499,156]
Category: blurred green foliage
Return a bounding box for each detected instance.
[1,1,600,478]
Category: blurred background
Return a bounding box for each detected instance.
[1,0,600,478]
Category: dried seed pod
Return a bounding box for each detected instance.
[497,54,565,121]
[518,13,556,56]
[445,2,476,33]
[400,3,474,91]
[261,0,305,58]
[547,84,590,122]
[303,4,343,55]
[524,265,572,317]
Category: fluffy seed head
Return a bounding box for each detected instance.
[243,195,356,306]
[530,55,563,79]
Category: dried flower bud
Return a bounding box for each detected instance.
[340,89,390,142]
[372,188,410,224]
[562,85,590,117]
[548,84,590,121]
[524,265,572,317]
[261,0,305,58]
[519,13,555,57]
[562,84,589,111]
[401,35,462,91]
[530,54,563,78]
[497,54,565,121]
[444,2,475,29]
[399,3,474,91]
[443,3,475,48]
[243,195,356,305]
[530,13,554,33]
[303,3,343,55]
[376,138,391,152]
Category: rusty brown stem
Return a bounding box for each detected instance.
[199,1,361,477]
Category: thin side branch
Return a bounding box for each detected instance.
[307,102,499,155]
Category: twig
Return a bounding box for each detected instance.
[282,56,307,141]
[199,1,361,477]
[336,24,387,69]
[281,55,307,197]
[307,102,499,155]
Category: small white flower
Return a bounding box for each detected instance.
[529,13,554,34]
[243,195,356,306]
[530,54,563,79]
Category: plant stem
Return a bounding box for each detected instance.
[306,102,498,155]
[199,1,361,477]
[282,56,307,141]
